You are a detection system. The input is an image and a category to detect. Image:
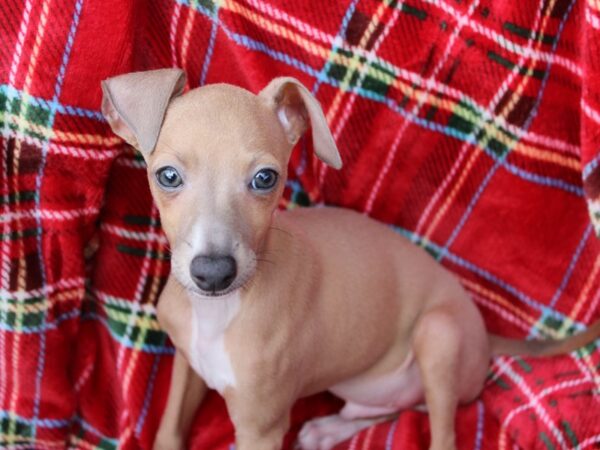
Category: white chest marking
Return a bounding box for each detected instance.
[188,292,241,393]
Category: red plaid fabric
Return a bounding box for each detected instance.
[1,0,600,449]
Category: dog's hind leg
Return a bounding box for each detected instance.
[412,304,488,450]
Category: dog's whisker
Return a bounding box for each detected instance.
[256,248,282,259]
[269,226,294,237]
[255,257,275,266]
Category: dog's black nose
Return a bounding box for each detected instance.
[190,254,237,292]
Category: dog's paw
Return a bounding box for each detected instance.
[297,414,354,450]
[152,432,184,450]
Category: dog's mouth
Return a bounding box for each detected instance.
[190,287,237,298]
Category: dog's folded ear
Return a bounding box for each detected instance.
[101,68,186,156]
[260,77,343,170]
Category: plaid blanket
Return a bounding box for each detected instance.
[2,0,600,448]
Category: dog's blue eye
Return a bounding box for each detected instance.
[250,169,278,191]
[156,166,183,189]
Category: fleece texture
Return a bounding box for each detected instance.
[1,0,600,449]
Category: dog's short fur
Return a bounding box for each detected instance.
[102,69,600,450]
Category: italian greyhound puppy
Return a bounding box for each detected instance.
[101,68,600,450]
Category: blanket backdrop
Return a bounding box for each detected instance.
[1,0,600,448]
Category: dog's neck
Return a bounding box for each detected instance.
[188,292,242,337]
[186,291,241,392]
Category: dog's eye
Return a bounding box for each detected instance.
[156,166,183,189]
[250,169,278,191]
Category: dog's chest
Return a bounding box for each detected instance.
[188,294,240,393]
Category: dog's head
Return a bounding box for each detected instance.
[102,69,341,297]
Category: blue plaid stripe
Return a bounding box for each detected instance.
[1,85,104,121]
[30,0,84,438]
[396,225,589,328]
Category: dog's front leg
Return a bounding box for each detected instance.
[153,349,207,450]
[227,394,291,450]
[234,415,290,450]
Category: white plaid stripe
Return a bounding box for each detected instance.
[582,99,600,126]
[0,206,100,223]
[6,0,52,440]
[586,5,600,29]
[170,1,184,68]
[101,223,169,245]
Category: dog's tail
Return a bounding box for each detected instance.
[489,319,600,357]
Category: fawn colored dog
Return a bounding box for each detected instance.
[102,68,600,450]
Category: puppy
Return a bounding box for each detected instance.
[101,68,600,450]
